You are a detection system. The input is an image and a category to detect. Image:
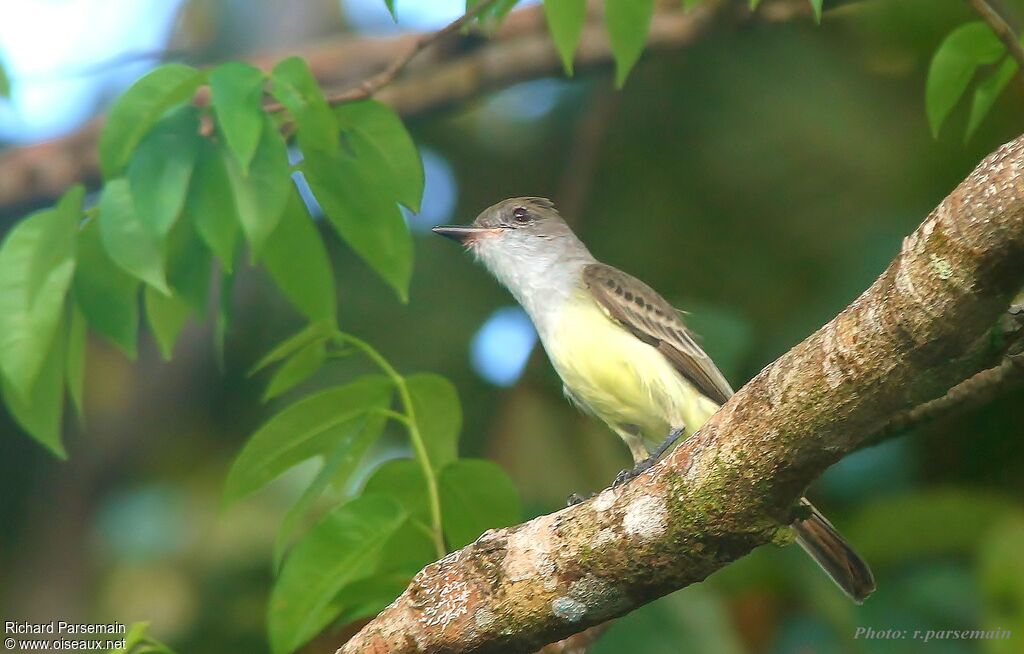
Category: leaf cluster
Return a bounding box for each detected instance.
[234,328,521,654]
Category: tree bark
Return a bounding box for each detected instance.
[335,135,1024,653]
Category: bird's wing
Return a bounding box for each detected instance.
[583,263,734,405]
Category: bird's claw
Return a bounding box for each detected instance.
[612,456,658,488]
[612,469,635,487]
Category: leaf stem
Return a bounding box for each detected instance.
[372,407,412,426]
[335,332,447,557]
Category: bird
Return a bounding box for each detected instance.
[433,196,876,603]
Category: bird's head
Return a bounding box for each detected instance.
[435,195,581,261]
[433,197,593,304]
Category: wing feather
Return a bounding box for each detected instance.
[583,263,734,405]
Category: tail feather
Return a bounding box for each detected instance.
[792,498,875,603]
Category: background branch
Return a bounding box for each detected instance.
[336,134,1024,653]
[0,0,811,213]
[263,0,504,113]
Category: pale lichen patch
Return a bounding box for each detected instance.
[551,596,586,622]
[567,575,627,621]
[502,514,557,585]
[591,488,617,512]
[622,494,667,541]
[821,327,846,389]
[473,606,497,632]
[593,528,616,547]
[929,254,954,281]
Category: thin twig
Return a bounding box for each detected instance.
[966,0,1024,76]
[536,624,612,654]
[863,353,1024,448]
[861,303,1024,448]
[264,0,504,113]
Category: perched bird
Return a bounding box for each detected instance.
[434,197,875,603]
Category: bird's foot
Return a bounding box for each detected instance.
[611,426,687,488]
[612,457,655,487]
[649,426,686,460]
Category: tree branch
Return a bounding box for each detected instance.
[335,134,1024,653]
[0,0,805,212]
[263,0,504,114]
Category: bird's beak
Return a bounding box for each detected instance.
[432,225,489,244]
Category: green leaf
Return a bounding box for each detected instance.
[66,304,87,424]
[223,115,291,256]
[0,186,81,400]
[355,460,451,586]
[116,622,150,653]
[330,573,418,628]
[270,57,339,156]
[214,269,233,370]
[353,460,437,573]
[383,0,397,20]
[186,139,240,272]
[249,322,334,376]
[326,412,391,494]
[164,213,212,315]
[224,376,393,505]
[210,62,266,174]
[2,312,68,457]
[439,459,521,549]
[262,340,326,401]
[605,0,655,87]
[99,178,170,294]
[362,458,431,524]
[405,373,460,471]
[978,517,1024,642]
[259,190,337,324]
[335,100,423,212]
[127,107,201,237]
[0,59,10,98]
[98,64,205,178]
[268,495,406,654]
[746,0,758,10]
[966,57,1018,141]
[926,22,1006,138]
[809,0,822,23]
[144,285,191,361]
[543,0,587,75]
[272,412,389,571]
[304,150,413,301]
[467,0,519,30]
[73,220,140,358]
[328,518,435,627]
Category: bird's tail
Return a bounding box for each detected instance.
[792,498,875,603]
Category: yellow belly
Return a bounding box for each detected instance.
[545,293,720,446]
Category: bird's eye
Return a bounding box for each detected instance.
[512,207,531,224]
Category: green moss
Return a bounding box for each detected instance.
[771,525,796,547]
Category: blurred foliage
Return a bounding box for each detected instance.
[0,1,1023,654]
